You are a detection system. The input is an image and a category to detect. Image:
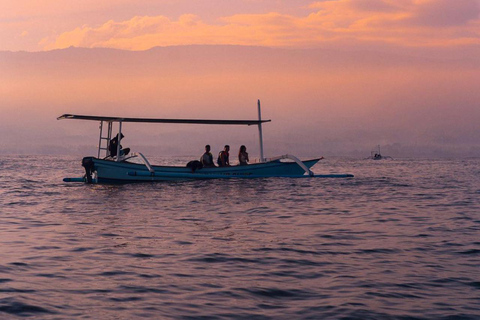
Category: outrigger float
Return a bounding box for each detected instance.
[59,101,354,183]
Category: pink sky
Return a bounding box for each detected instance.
[2,0,479,51]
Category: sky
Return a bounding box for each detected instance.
[1,0,479,158]
[2,0,480,52]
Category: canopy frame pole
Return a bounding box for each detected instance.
[97,120,114,158]
[116,121,123,162]
[97,121,104,158]
[107,121,112,157]
[257,99,265,163]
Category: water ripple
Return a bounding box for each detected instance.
[0,298,55,316]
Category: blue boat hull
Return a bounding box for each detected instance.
[92,158,322,182]
[65,157,354,183]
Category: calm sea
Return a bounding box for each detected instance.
[0,155,479,319]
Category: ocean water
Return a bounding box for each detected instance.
[0,155,479,320]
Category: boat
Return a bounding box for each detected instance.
[366,145,393,160]
[59,101,354,183]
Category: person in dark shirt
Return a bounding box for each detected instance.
[109,133,130,158]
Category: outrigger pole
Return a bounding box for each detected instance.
[258,99,265,163]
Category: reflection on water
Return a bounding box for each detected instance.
[0,155,479,319]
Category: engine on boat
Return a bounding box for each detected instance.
[81,157,95,183]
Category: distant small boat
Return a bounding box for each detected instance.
[366,145,393,160]
[58,100,354,183]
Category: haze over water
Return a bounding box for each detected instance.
[1,155,479,319]
[1,45,479,158]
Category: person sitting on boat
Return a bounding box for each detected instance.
[200,145,216,167]
[217,145,230,167]
[238,145,249,165]
[109,133,130,158]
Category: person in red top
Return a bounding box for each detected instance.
[217,145,230,167]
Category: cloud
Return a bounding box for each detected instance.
[408,0,480,27]
[309,0,403,12]
[42,0,480,50]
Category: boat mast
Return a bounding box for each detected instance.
[257,99,265,162]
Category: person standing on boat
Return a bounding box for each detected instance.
[238,145,249,165]
[109,133,130,158]
[200,145,216,167]
[217,145,230,167]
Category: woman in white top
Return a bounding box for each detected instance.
[238,145,249,166]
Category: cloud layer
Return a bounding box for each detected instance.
[41,0,480,50]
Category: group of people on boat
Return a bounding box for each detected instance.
[109,133,250,169]
[200,144,249,167]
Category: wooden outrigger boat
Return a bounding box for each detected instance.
[59,101,354,183]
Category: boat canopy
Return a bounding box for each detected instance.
[57,114,271,126]
[58,100,270,162]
